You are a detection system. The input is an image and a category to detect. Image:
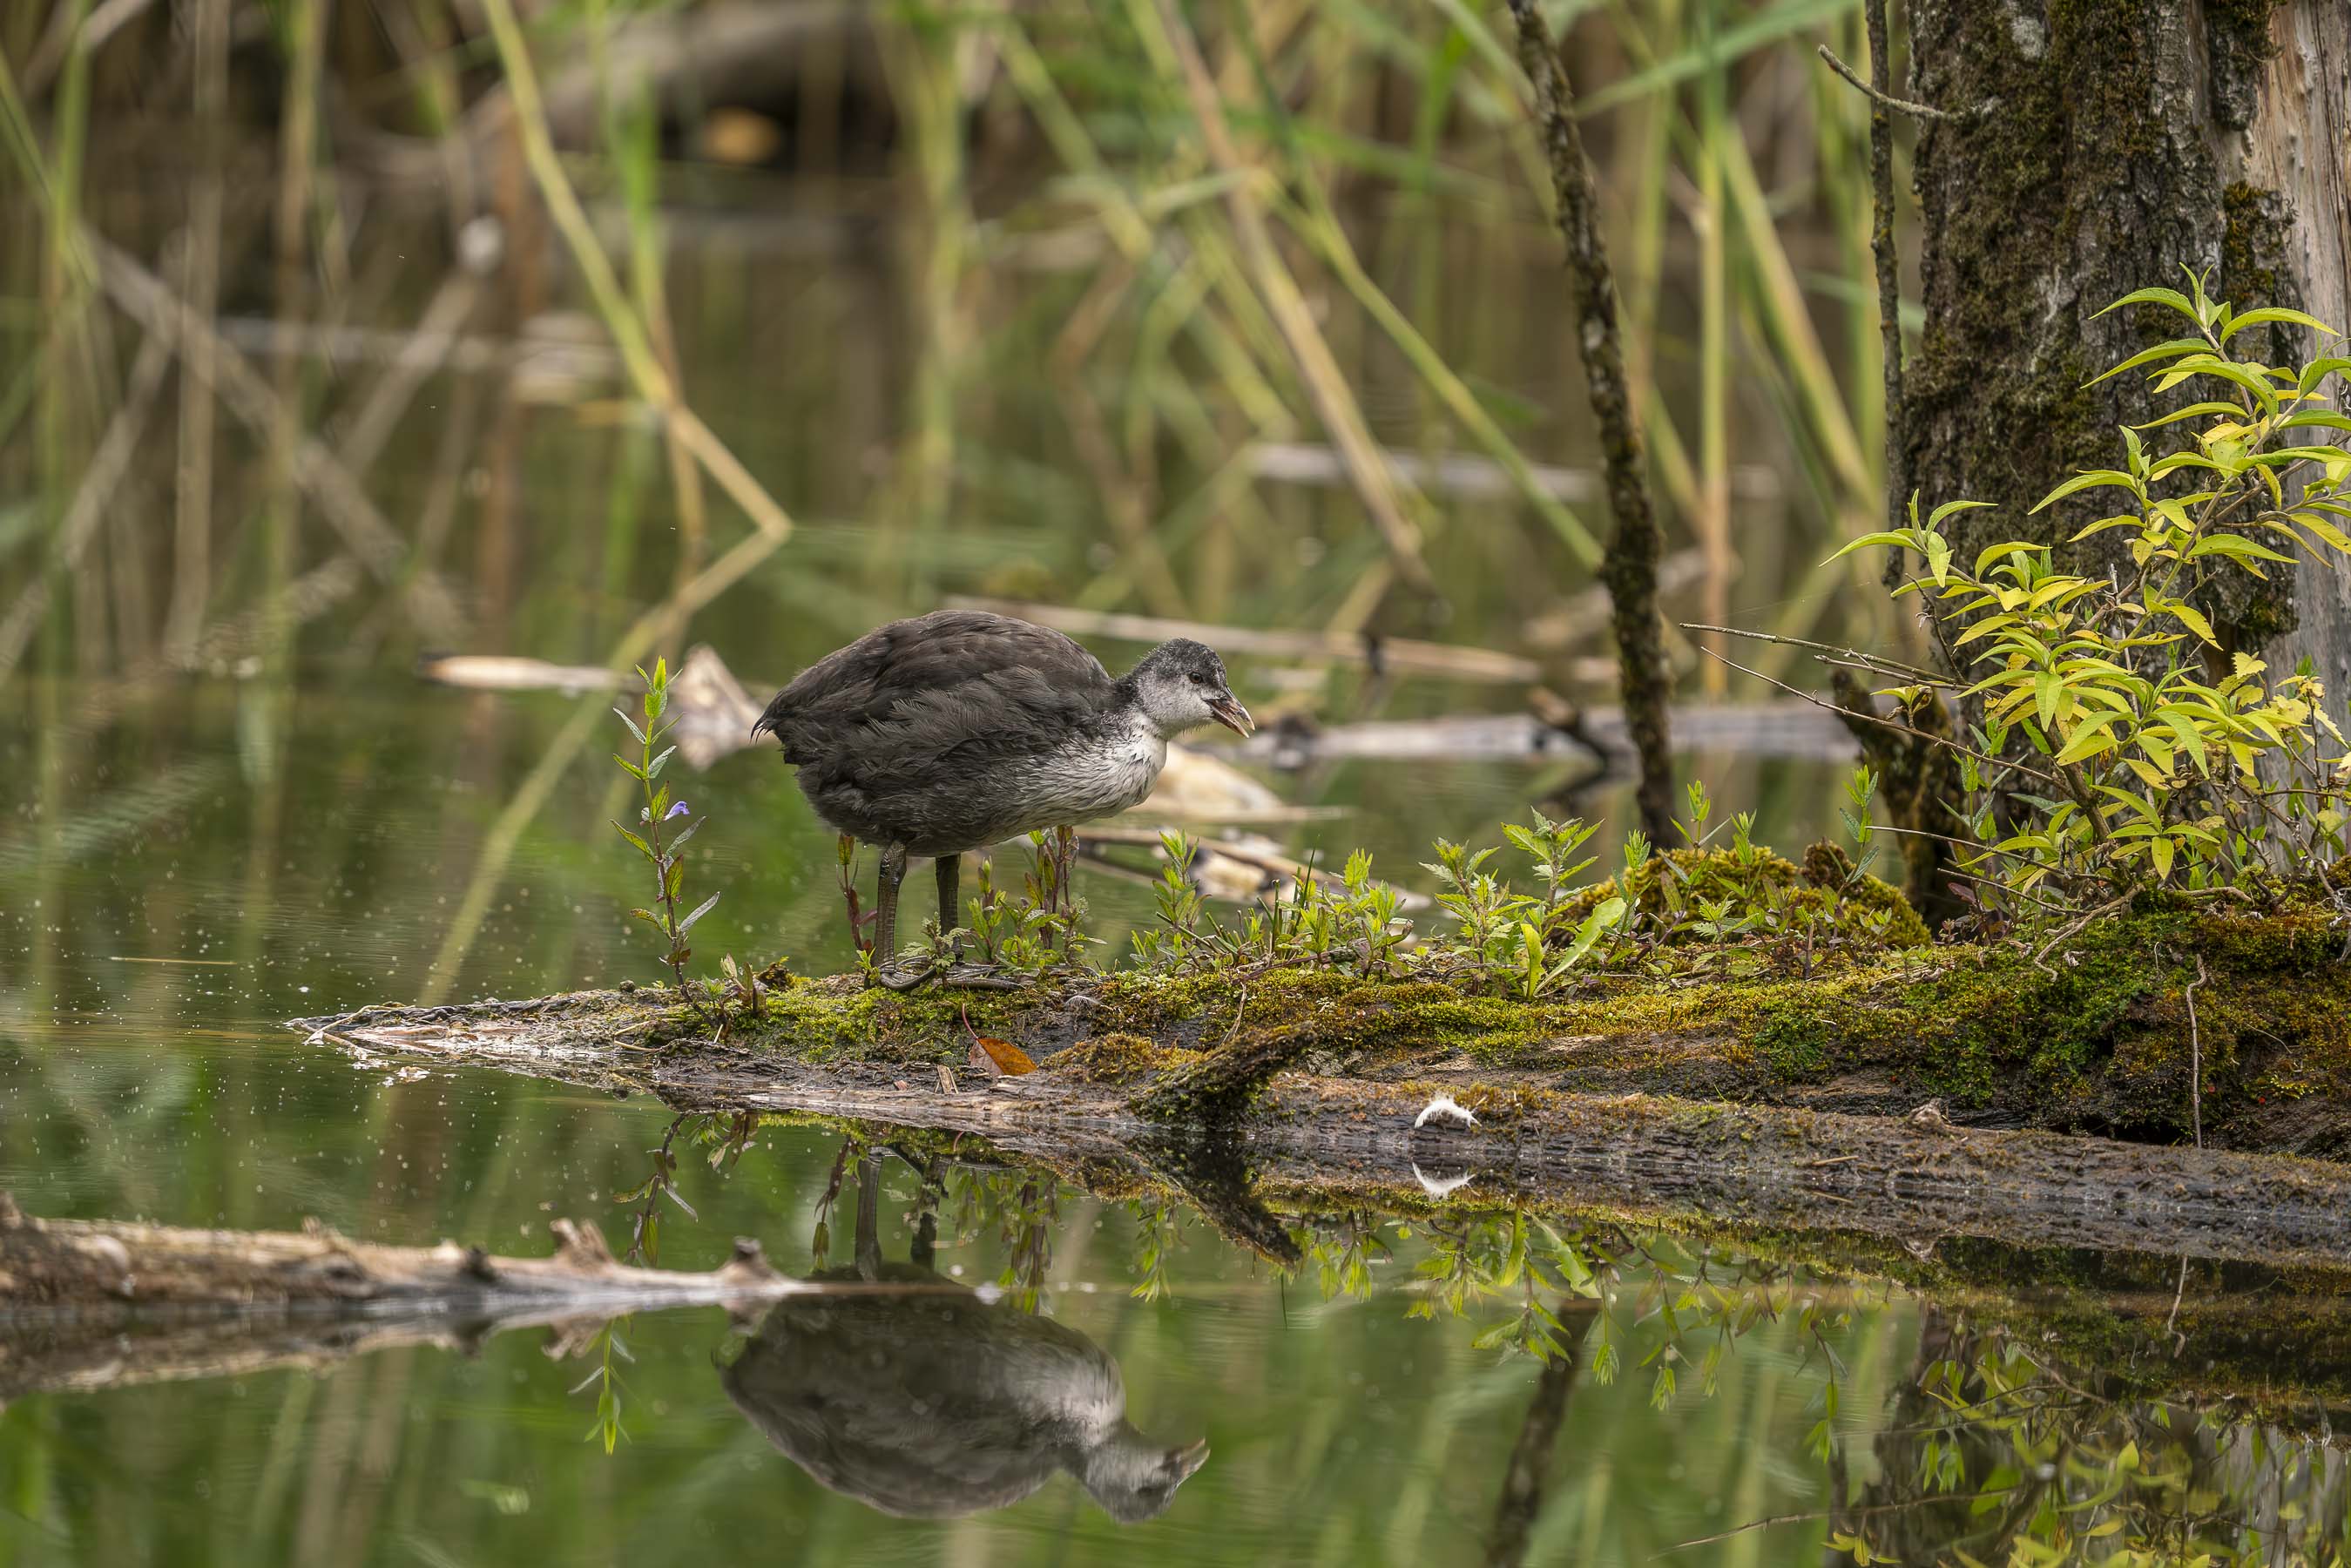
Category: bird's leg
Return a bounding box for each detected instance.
[909,1156,944,1273]
[936,853,962,956]
[870,841,909,973]
[852,1153,882,1282]
[835,835,871,956]
[1053,825,1078,948]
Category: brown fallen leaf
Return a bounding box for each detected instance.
[968,1035,1036,1077]
[962,1005,1036,1077]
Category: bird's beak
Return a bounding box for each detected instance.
[1208,692,1253,737]
[1173,1438,1212,1475]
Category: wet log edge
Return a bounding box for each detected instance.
[296,1001,2351,1273]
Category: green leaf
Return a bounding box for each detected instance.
[2054,715,2122,765]
[2188,531,2295,566]
[1972,540,2048,574]
[2154,353,2280,413]
[2091,286,2198,323]
[1926,498,1996,528]
[2034,670,2061,729]
[2066,513,2143,544]
[2219,306,2337,341]
[2298,356,2351,395]
[2131,399,2252,429]
[1925,532,1953,585]
[1827,530,1918,563]
[2293,510,2351,553]
[2280,411,2351,434]
[646,745,677,779]
[2082,336,2209,387]
[2029,470,2140,514]
[611,823,652,856]
[611,707,647,746]
[679,891,721,933]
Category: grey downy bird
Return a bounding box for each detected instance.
[753,609,1252,973]
[719,1155,1210,1523]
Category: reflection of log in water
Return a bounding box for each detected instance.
[720,1155,1209,1523]
[0,1193,796,1408]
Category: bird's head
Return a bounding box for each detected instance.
[1079,1429,1212,1523]
[1125,639,1252,740]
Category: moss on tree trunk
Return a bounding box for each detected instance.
[1902,0,2325,658]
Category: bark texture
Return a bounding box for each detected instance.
[1904,1,2345,666]
[2243,3,2351,686]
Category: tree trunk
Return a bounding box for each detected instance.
[1903,1,2346,666]
[2242,4,2351,685]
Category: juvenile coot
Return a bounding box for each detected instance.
[753,609,1252,970]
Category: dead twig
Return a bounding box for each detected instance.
[1814,44,1957,122]
[1679,622,1947,685]
[1698,645,2063,791]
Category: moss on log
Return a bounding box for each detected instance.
[308,900,2351,1156]
[291,917,2351,1281]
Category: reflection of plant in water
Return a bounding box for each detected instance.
[569,1320,634,1456]
[1127,1202,1181,1304]
[1372,1211,1866,1436]
[1823,1317,2351,1567]
[1291,1211,1391,1304]
[611,1112,702,1264]
[944,1168,1058,1312]
[1403,1213,1607,1367]
[807,1132,865,1267]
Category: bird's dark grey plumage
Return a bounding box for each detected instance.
[720,1158,1208,1523]
[753,609,1250,966]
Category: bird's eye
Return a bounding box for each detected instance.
[1189,672,1207,685]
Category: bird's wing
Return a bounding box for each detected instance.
[756,611,1114,760]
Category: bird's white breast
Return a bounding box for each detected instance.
[1011,714,1166,832]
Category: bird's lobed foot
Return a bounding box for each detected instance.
[868,958,938,992]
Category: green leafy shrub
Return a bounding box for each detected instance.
[1841,273,2351,914]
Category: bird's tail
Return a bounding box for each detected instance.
[751,691,791,754]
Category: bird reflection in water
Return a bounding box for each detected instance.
[720,1152,1210,1522]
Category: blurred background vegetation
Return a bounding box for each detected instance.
[0,0,1922,998]
[8,6,2351,1565]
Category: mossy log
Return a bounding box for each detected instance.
[307,900,2351,1153]
[294,906,2351,1274]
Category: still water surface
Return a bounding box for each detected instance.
[3,676,2348,1566]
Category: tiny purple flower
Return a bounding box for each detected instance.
[665,801,690,820]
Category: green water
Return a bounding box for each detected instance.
[3,672,2348,1565]
[2,11,2347,1554]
